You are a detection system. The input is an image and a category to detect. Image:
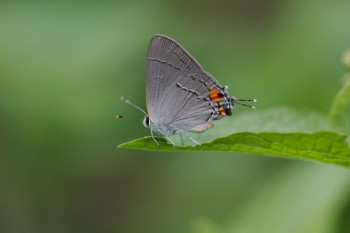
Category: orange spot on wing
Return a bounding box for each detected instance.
[218,107,226,116]
[209,89,219,98]
[209,89,224,102]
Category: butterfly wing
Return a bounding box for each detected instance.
[146,35,202,123]
[146,35,227,134]
[157,71,221,132]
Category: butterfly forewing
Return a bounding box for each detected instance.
[146,35,203,123]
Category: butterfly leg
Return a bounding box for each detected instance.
[150,127,159,145]
[165,136,176,146]
[184,132,201,146]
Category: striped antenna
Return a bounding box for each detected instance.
[232,97,257,109]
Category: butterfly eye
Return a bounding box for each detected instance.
[143,116,150,128]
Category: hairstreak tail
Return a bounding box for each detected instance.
[118,35,256,146]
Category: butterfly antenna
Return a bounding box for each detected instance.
[232,97,257,109]
[116,96,147,119]
[115,113,145,119]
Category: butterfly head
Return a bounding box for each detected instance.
[143,116,150,128]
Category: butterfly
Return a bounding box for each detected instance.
[118,35,255,146]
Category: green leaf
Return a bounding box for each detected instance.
[117,107,350,167]
[121,106,330,146]
[118,131,350,167]
[191,106,331,143]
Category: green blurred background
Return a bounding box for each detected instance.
[1,0,350,232]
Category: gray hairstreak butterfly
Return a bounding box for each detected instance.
[117,34,256,146]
